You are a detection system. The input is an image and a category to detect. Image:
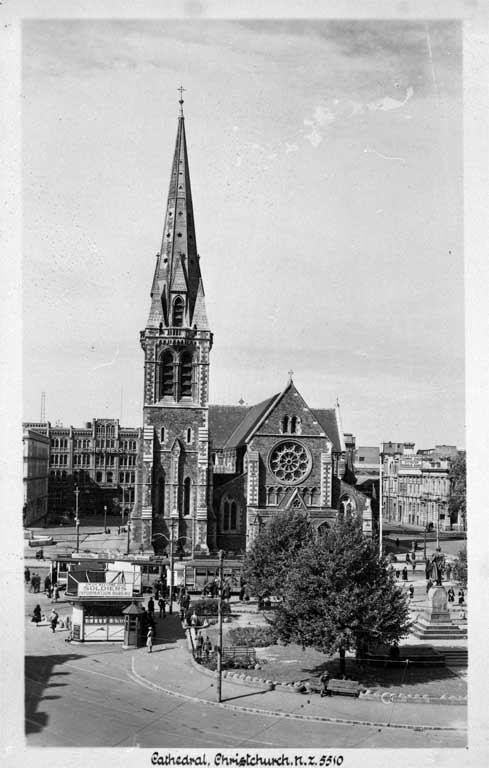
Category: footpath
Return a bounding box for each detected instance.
[128,611,467,734]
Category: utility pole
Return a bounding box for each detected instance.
[379,447,383,557]
[104,505,107,534]
[74,486,80,554]
[217,548,224,703]
[126,520,130,555]
[169,512,178,615]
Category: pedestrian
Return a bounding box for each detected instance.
[239,585,246,601]
[395,569,400,580]
[458,589,465,605]
[36,574,41,592]
[395,537,400,549]
[408,584,414,599]
[146,627,153,653]
[50,609,58,633]
[195,633,204,661]
[147,597,155,619]
[426,578,433,593]
[411,558,416,573]
[183,593,190,611]
[52,585,59,602]
[447,587,455,603]
[203,635,212,662]
[44,574,51,594]
[446,562,452,581]
[154,586,160,601]
[319,670,330,698]
[29,574,36,593]
[190,610,199,628]
[405,553,411,564]
[158,597,166,619]
[31,604,42,625]
[402,566,408,582]
[25,567,31,584]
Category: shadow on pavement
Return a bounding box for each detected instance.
[25,653,84,735]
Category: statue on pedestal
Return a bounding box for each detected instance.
[427,547,445,586]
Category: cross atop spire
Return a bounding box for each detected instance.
[178,85,186,116]
[288,369,294,384]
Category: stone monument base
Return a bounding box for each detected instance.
[412,586,467,640]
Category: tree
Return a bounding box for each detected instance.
[448,452,466,528]
[242,509,315,602]
[270,517,412,675]
[453,548,467,587]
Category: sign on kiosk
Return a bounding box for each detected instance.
[78,583,132,598]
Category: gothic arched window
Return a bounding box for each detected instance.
[179,351,193,398]
[173,296,184,327]
[222,496,239,531]
[183,477,191,516]
[160,350,174,398]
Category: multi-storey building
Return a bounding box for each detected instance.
[23,428,50,526]
[22,419,142,522]
[381,445,457,531]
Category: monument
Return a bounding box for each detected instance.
[413,546,466,639]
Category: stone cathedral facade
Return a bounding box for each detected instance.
[130,102,370,556]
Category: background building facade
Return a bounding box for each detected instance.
[23,428,50,526]
[22,420,142,523]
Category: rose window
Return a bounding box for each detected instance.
[269,441,311,484]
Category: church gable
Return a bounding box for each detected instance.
[251,382,331,441]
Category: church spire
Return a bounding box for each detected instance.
[146,91,209,330]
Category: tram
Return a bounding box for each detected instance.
[50,553,168,593]
[182,557,244,594]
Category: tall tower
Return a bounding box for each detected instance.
[131,93,213,555]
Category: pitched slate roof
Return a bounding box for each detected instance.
[312,408,344,452]
[208,405,249,450]
[209,399,346,453]
[225,394,279,449]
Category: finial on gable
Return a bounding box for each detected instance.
[288,369,294,384]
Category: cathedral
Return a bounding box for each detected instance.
[130,97,371,556]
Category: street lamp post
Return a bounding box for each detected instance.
[169,510,178,615]
[217,548,224,703]
[74,485,80,554]
[104,505,107,534]
[126,519,131,555]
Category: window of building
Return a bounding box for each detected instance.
[96,471,102,483]
[186,427,192,444]
[160,426,166,443]
[180,351,193,398]
[160,350,174,397]
[173,296,184,327]
[281,415,301,435]
[183,477,191,516]
[222,498,239,532]
[107,472,113,484]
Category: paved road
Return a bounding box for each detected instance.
[24,591,466,749]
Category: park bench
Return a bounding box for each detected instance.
[328,679,361,697]
[304,677,361,697]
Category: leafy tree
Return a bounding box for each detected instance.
[242,509,315,602]
[270,517,411,675]
[453,548,467,587]
[448,452,466,528]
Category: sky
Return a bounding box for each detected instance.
[22,18,464,449]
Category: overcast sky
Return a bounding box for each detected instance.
[22,18,463,448]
